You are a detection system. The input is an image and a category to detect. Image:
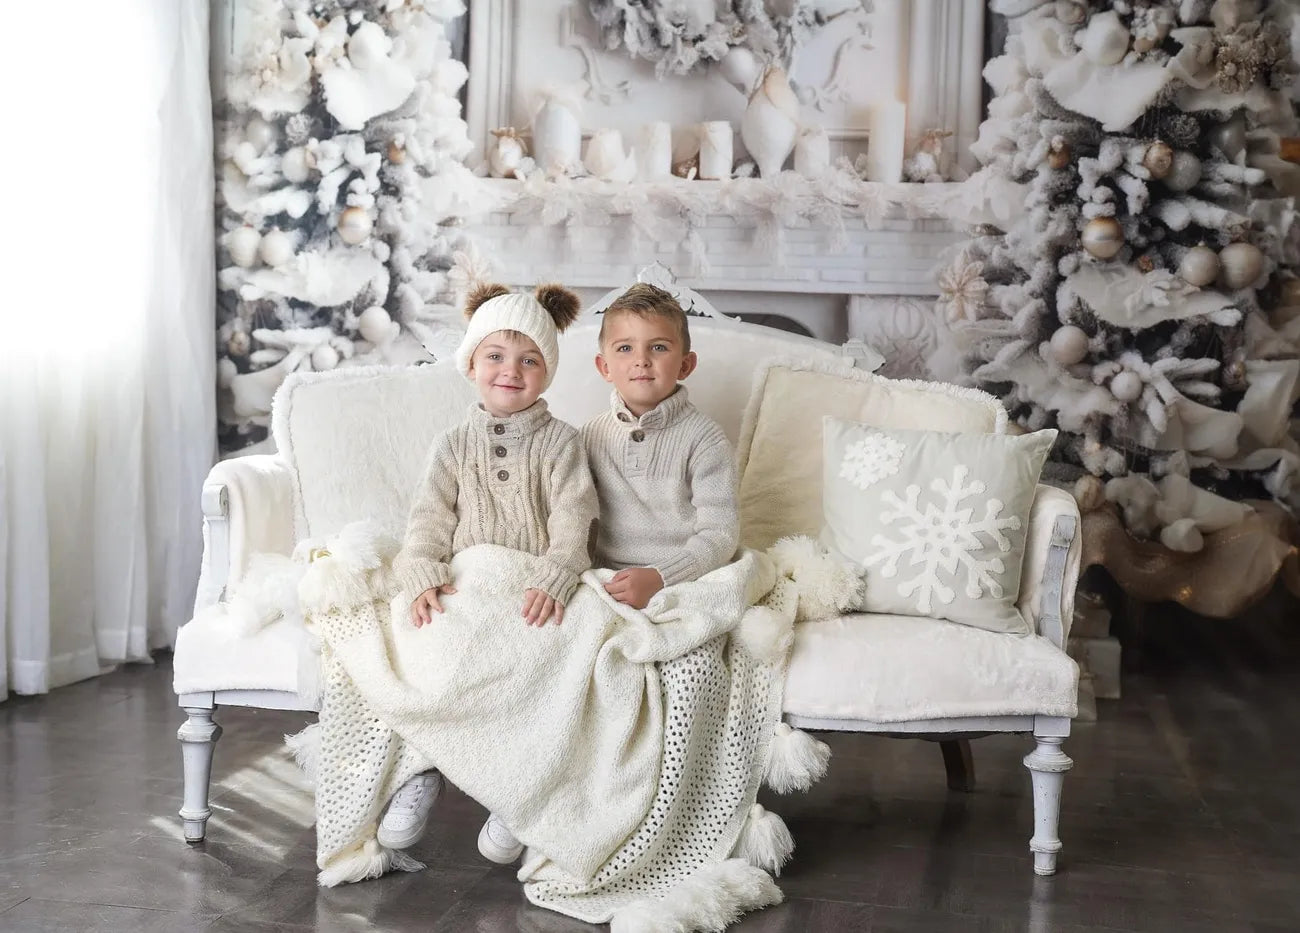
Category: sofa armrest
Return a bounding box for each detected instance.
[1016,485,1083,648]
[191,455,296,614]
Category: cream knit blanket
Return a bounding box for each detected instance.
[298,530,860,929]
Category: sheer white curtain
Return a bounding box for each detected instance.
[0,1,215,697]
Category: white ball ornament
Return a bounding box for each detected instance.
[1217,242,1264,289]
[217,357,238,389]
[1081,216,1124,259]
[257,228,294,267]
[337,207,373,245]
[1079,11,1130,65]
[357,306,394,344]
[1163,151,1202,192]
[245,116,276,151]
[1110,371,1144,402]
[1049,325,1090,365]
[1178,244,1220,287]
[282,146,310,183]
[227,225,261,268]
[311,345,340,371]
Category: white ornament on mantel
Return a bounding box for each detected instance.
[864,100,907,184]
[794,126,830,177]
[584,129,636,182]
[533,93,583,177]
[227,226,261,268]
[741,68,800,179]
[698,121,733,180]
[637,122,673,181]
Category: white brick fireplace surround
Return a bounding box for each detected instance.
[464,178,965,344]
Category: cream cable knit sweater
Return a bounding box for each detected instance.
[392,400,597,604]
[581,387,739,587]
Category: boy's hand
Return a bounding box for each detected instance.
[522,588,565,627]
[604,567,664,610]
[410,585,457,627]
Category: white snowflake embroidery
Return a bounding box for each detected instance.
[863,465,1020,614]
[839,433,906,490]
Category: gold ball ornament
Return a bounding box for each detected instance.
[1223,359,1247,390]
[1081,216,1124,260]
[1279,277,1300,307]
[1048,324,1090,365]
[1133,35,1155,54]
[1178,244,1220,287]
[1073,474,1106,512]
[337,207,373,245]
[387,139,406,164]
[1047,140,1071,170]
[1217,241,1264,290]
[227,330,251,357]
[1142,140,1173,179]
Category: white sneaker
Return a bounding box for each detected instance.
[477,813,524,864]
[376,771,442,850]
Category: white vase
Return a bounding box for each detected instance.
[698,121,734,180]
[741,67,800,179]
[532,98,581,177]
[793,126,830,177]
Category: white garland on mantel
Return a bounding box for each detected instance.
[472,166,976,273]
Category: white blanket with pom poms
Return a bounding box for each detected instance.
[297,526,861,929]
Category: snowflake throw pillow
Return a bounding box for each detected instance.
[820,417,1057,635]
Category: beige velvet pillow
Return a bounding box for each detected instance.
[821,417,1057,634]
[735,360,1008,550]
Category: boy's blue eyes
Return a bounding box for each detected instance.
[486,354,538,365]
[615,345,670,353]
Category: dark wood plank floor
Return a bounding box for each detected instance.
[2,590,1299,932]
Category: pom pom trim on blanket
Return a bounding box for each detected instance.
[763,722,831,794]
[608,858,783,933]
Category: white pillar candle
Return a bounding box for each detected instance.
[864,100,907,183]
[698,121,733,180]
[794,126,830,177]
[638,121,673,181]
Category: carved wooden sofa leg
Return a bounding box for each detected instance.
[178,695,222,843]
[1023,722,1073,876]
[940,738,976,792]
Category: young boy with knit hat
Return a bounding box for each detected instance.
[379,281,597,865]
[581,283,739,611]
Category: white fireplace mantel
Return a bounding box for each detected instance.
[462,176,966,342]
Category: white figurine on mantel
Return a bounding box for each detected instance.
[488,128,529,179]
[903,129,953,183]
[741,67,800,179]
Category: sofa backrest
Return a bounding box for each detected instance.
[272,362,478,542]
[548,314,848,444]
[271,315,846,542]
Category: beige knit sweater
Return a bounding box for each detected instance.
[392,400,597,605]
[581,387,739,587]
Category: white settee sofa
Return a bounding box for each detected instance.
[173,278,1082,876]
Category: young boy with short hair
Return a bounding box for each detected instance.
[581,283,739,609]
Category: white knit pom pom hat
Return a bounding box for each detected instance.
[454,283,581,390]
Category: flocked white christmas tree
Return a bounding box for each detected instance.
[947,0,1300,553]
[215,0,484,451]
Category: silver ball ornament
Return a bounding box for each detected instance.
[1217,241,1264,290]
[1163,150,1202,192]
[1110,371,1144,402]
[1049,325,1090,365]
[1208,117,1247,161]
[1179,244,1220,287]
[337,207,373,245]
[1081,216,1124,260]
